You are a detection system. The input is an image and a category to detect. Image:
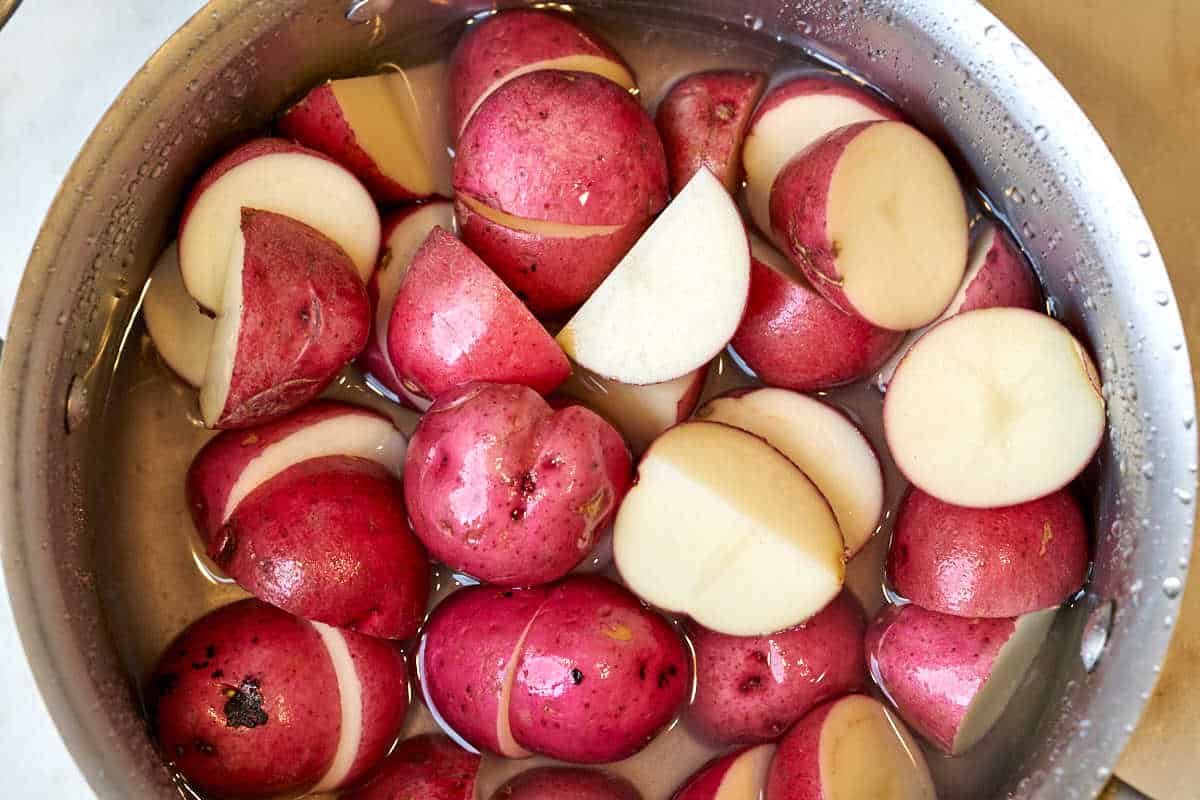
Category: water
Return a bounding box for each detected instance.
[95,9,1084,800]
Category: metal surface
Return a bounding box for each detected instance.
[0,0,22,31]
[0,1,1193,799]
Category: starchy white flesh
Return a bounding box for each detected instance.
[557,169,750,385]
[142,242,214,388]
[819,696,936,800]
[221,413,406,524]
[457,54,636,137]
[714,744,776,798]
[743,90,890,238]
[311,622,364,792]
[199,229,247,425]
[885,307,1105,508]
[614,421,844,636]
[954,608,1057,754]
[458,193,624,237]
[180,152,379,311]
[332,73,436,196]
[698,389,883,556]
[819,122,967,330]
[559,364,708,454]
[384,62,454,197]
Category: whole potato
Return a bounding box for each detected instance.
[508,576,690,763]
[404,383,632,585]
[492,767,641,800]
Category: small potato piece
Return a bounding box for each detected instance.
[688,591,867,745]
[210,456,430,639]
[405,383,631,585]
[343,734,480,800]
[509,576,690,763]
[887,487,1089,618]
[149,599,409,798]
[492,767,642,800]
[672,744,776,800]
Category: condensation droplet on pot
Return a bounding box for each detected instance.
[186,79,199,92]
[1022,221,1037,239]
[1034,124,1049,141]
[1011,41,1033,64]
[56,312,67,326]
[1141,461,1155,479]
[1004,185,1024,204]
[1163,577,1182,598]
[1184,414,1195,430]
[1095,767,1111,781]
[65,376,89,433]
[1030,189,1042,205]
[1173,487,1193,504]
[984,23,1000,40]
[1165,615,1175,628]
[1080,599,1114,672]
[1153,290,1170,306]
[743,14,763,30]
[1136,240,1152,257]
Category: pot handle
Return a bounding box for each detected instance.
[0,0,21,31]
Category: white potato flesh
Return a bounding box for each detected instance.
[715,744,775,799]
[198,228,246,425]
[310,622,364,792]
[614,421,844,636]
[142,242,214,388]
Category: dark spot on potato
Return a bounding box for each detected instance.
[153,673,178,697]
[668,664,678,676]
[657,670,672,689]
[502,590,514,598]
[193,739,216,756]
[529,263,537,273]
[520,471,537,495]
[511,507,524,521]
[538,110,548,120]
[175,745,185,758]
[571,668,585,685]
[205,645,216,659]
[250,636,259,645]
[211,670,224,679]
[639,662,647,680]
[739,675,763,693]
[191,660,210,671]
[751,650,768,664]
[223,677,269,729]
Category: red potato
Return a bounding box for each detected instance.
[361,201,456,401]
[149,599,409,798]
[493,768,642,800]
[742,75,901,240]
[404,382,631,585]
[207,456,429,639]
[186,400,406,541]
[386,228,571,399]
[199,209,370,429]
[866,604,1057,755]
[688,591,867,745]
[673,744,776,800]
[769,120,969,331]
[731,233,902,392]
[884,308,1106,507]
[453,70,668,312]
[419,585,551,758]
[886,487,1089,618]
[448,8,636,139]
[178,138,380,312]
[280,64,452,203]
[765,695,935,800]
[655,70,767,195]
[509,576,691,763]
[342,734,480,800]
[142,241,214,388]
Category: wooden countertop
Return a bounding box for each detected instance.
[982,3,1200,798]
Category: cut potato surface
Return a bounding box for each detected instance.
[674,744,776,800]
[614,421,844,636]
[698,388,883,557]
[142,242,213,388]
[330,74,435,196]
[557,169,750,385]
[818,696,936,800]
[383,63,454,198]
[885,307,1105,507]
[311,621,365,792]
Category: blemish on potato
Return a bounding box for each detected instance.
[223,676,269,729]
[603,623,633,641]
[240,433,259,446]
[571,668,585,685]
[1040,522,1053,557]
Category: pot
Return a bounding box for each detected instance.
[1,1,1194,798]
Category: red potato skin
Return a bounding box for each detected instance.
[208,456,430,640]
[405,383,631,585]
[342,631,415,782]
[764,698,841,800]
[509,576,690,763]
[454,70,668,227]
[747,75,900,132]
[448,9,633,139]
[343,734,480,800]
[279,83,425,204]
[213,209,370,429]
[186,401,394,540]
[493,767,642,800]
[455,197,650,314]
[387,228,570,398]
[672,748,752,800]
[865,604,1018,754]
[958,225,1041,313]
[149,599,408,798]
[656,70,767,195]
[688,591,868,746]
[731,254,903,391]
[421,585,551,756]
[887,487,1089,618]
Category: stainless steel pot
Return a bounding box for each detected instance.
[1,1,1194,798]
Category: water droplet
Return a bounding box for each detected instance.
[1163,577,1183,598]
[65,376,89,433]
[1004,185,1025,204]
[1165,615,1175,628]
[1181,556,1190,569]
[1011,41,1033,64]
[1022,221,1037,240]
[984,24,1000,40]
[1034,125,1049,141]
[1141,461,1155,479]
[1174,341,1185,351]
[1136,240,1152,257]
[186,79,199,92]
[1153,290,1170,306]
[1184,414,1195,430]
[743,13,763,30]
[1080,600,1114,672]
[1174,487,1193,505]
[1096,767,1111,780]
[1030,189,1043,205]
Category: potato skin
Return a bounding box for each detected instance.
[213,209,370,429]
[404,383,631,585]
[731,253,902,391]
[509,576,690,763]
[149,599,408,798]
[454,70,667,227]
[493,767,642,800]
[958,224,1042,313]
[421,585,551,757]
[763,698,839,800]
[655,70,766,195]
[210,456,430,639]
[343,734,480,800]
[687,591,867,745]
[887,487,1089,617]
